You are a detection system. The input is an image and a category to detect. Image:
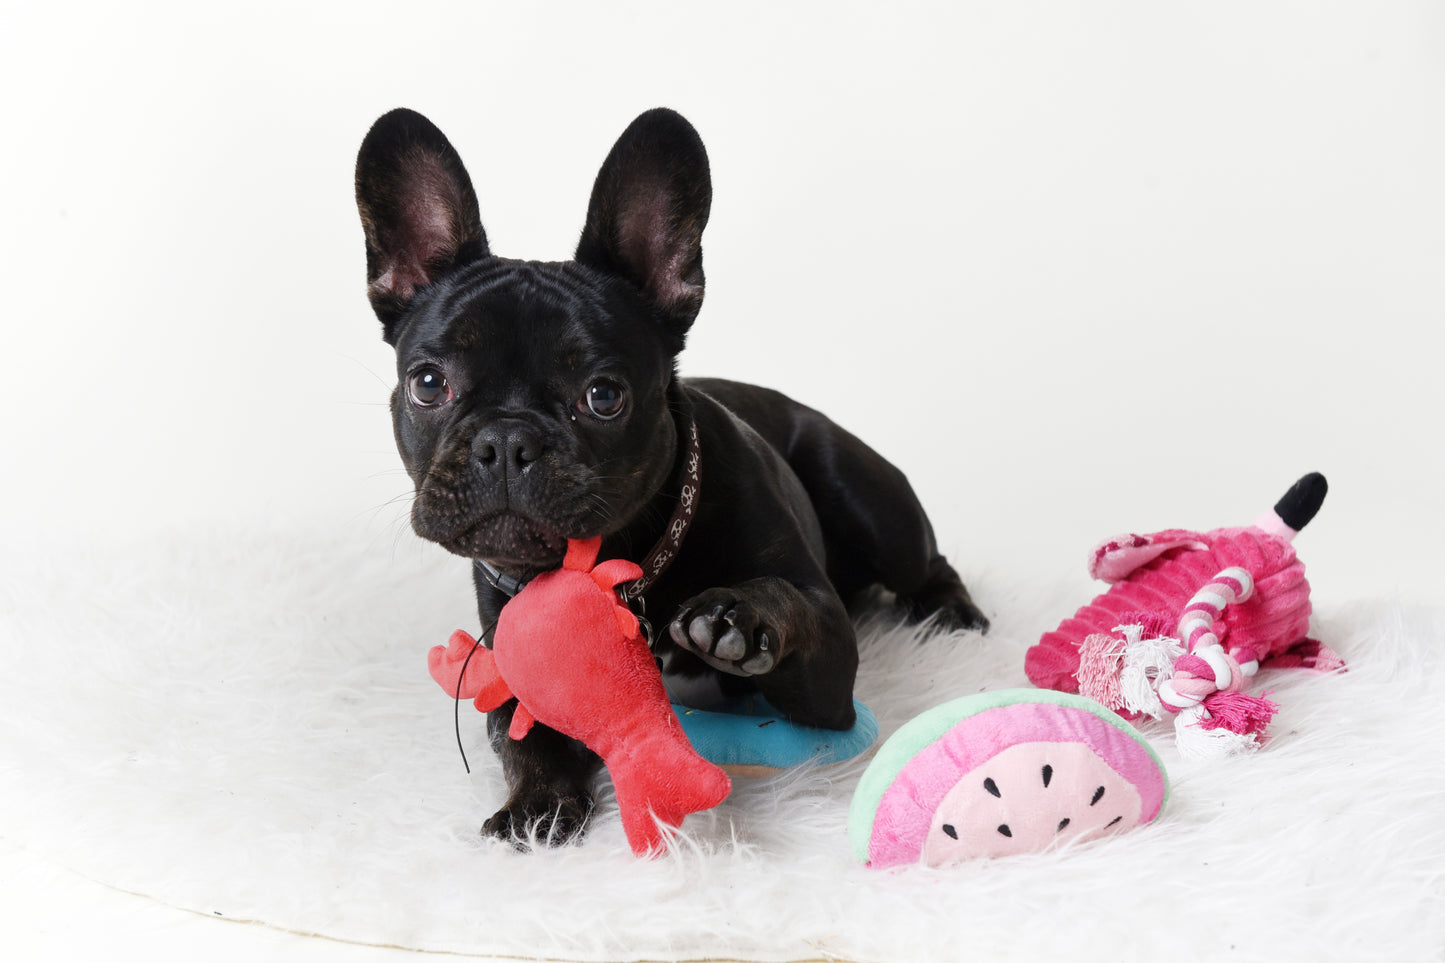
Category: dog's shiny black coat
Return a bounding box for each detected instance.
[356,107,986,845]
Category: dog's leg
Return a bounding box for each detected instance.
[668,578,859,730]
[892,550,989,633]
[684,380,988,633]
[470,573,603,845]
[796,442,987,633]
[483,701,603,847]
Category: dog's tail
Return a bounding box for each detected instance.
[1254,472,1328,540]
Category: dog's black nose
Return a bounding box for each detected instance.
[473,421,545,476]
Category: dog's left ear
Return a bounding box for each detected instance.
[575,109,712,346]
[355,108,489,343]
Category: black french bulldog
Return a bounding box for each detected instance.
[355,107,987,846]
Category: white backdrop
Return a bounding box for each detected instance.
[2,2,1442,959]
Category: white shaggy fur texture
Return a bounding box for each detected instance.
[3,522,1442,962]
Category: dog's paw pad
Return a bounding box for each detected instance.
[684,605,727,653]
[670,594,779,676]
[740,636,774,674]
[713,622,749,661]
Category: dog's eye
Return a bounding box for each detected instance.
[407,367,452,408]
[582,380,626,420]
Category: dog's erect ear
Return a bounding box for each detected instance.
[355,109,488,343]
[575,109,712,344]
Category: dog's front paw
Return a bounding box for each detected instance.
[668,591,778,676]
[482,790,594,849]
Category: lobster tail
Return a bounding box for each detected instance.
[610,730,732,855]
[1273,472,1328,533]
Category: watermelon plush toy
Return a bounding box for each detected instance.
[850,690,1168,867]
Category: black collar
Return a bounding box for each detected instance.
[474,417,701,608]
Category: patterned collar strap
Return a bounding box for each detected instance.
[619,418,700,603]
[474,418,701,606]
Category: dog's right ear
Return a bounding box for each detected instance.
[575,109,711,349]
[355,109,488,343]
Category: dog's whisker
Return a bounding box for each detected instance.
[339,353,397,392]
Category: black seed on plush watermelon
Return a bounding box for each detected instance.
[942,824,958,839]
[1091,786,1106,806]
[1057,818,1070,832]
[997,824,1012,837]
[984,777,1001,797]
[1042,765,1053,787]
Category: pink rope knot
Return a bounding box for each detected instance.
[1157,645,1248,712]
[1160,566,1254,713]
[1070,566,1283,746]
[1161,644,1279,743]
[1154,566,1279,739]
[1150,558,1288,737]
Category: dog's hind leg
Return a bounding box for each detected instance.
[688,380,987,632]
[891,549,989,632]
[798,438,988,633]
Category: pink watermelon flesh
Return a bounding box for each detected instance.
[921,741,1143,864]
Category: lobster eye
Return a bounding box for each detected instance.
[407,366,452,408]
[582,380,626,420]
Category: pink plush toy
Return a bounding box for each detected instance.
[1025,474,1343,757]
[851,689,1168,867]
[428,537,732,855]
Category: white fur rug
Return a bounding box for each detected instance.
[3,521,1442,962]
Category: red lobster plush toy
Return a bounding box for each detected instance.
[428,537,732,854]
[1026,474,1343,757]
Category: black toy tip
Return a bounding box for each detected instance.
[1275,472,1328,532]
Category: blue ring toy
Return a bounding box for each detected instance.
[673,697,878,775]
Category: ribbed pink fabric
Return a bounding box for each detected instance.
[1026,526,1312,711]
